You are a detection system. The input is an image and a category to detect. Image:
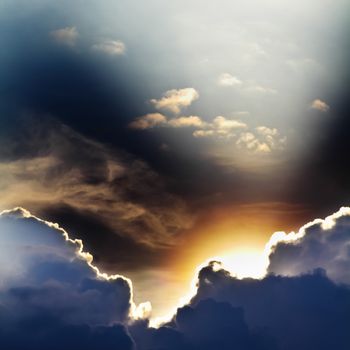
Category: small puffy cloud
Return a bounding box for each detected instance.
[310,99,330,112]
[129,113,167,129]
[168,116,206,128]
[150,88,199,114]
[193,116,247,138]
[236,126,286,154]
[92,40,126,56]
[217,73,242,87]
[50,26,79,47]
[129,110,285,154]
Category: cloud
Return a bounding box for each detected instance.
[129,112,286,154]
[129,113,167,129]
[1,206,350,349]
[129,114,205,130]
[236,127,286,154]
[193,116,247,138]
[216,74,277,94]
[50,27,79,47]
[267,206,350,284]
[168,116,205,128]
[217,73,242,87]
[0,207,144,349]
[187,263,350,350]
[150,88,199,114]
[92,40,126,55]
[244,84,277,94]
[310,99,330,112]
[132,299,276,350]
[130,113,246,138]
[0,120,194,268]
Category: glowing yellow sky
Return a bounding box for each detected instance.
[131,202,310,320]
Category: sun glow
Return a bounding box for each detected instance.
[219,250,267,279]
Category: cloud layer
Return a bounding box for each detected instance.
[1,206,350,349]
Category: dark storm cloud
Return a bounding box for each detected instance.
[130,299,277,350]
[185,264,350,350]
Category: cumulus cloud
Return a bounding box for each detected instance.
[310,99,330,112]
[92,40,126,55]
[130,113,246,138]
[129,112,286,154]
[193,116,247,138]
[0,208,144,349]
[1,206,350,349]
[168,115,205,128]
[187,263,350,350]
[217,73,242,87]
[236,126,286,154]
[150,88,199,114]
[267,206,350,284]
[50,26,79,47]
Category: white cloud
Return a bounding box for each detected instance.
[193,116,247,138]
[236,126,286,154]
[267,206,350,285]
[50,26,79,47]
[217,73,242,87]
[92,39,126,55]
[310,99,330,112]
[150,88,199,114]
[129,112,285,154]
[168,116,205,128]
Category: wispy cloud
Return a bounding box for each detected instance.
[92,39,126,56]
[217,73,242,87]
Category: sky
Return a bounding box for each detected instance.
[0,0,350,348]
